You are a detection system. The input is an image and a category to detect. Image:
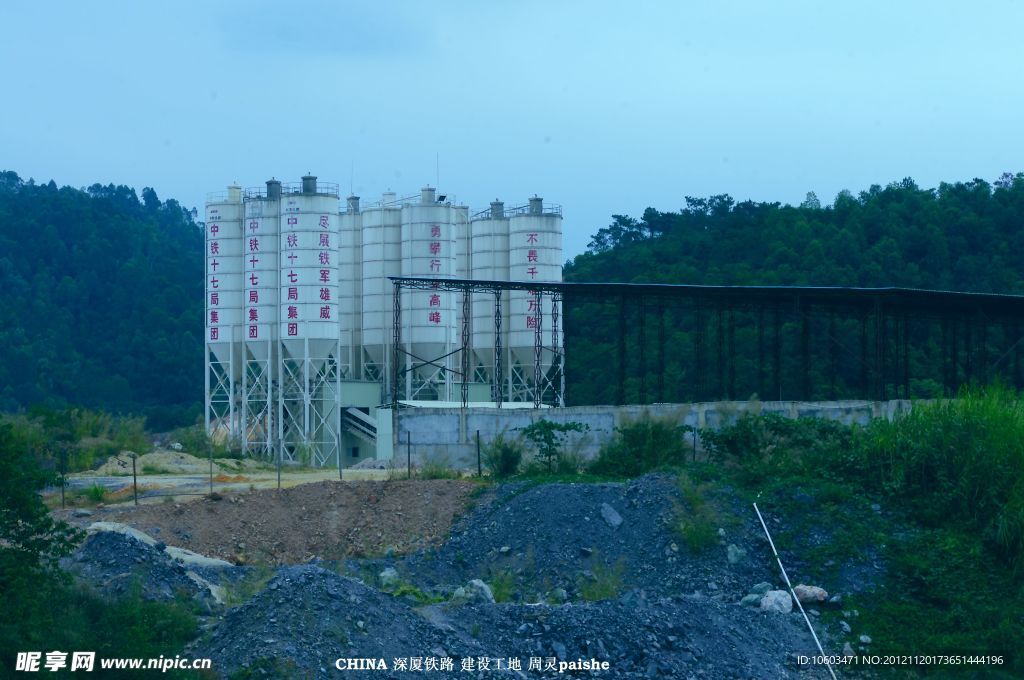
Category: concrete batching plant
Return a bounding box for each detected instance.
[204,176,564,466]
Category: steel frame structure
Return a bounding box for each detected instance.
[390,277,1024,408]
[390,277,566,409]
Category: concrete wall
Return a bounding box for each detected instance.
[393,400,915,470]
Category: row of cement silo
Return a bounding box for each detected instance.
[341,186,564,402]
[204,176,563,459]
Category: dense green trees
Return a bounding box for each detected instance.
[564,174,1024,404]
[569,174,1024,291]
[0,171,203,429]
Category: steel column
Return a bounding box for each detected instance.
[617,296,626,405]
[494,290,503,408]
[392,281,401,409]
[694,300,705,402]
[717,305,725,400]
[757,307,765,399]
[639,296,647,404]
[533,290,543,409]
[828,310,837,400]
[772,305,781,401]
[658,302,666,403]
[800,298,810,401]
[461,287,470,409]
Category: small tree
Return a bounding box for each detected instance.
[0,424,82,659]
[519,420,588,473]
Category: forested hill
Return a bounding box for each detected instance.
[565,174,1024,293]
[0,171,203,429]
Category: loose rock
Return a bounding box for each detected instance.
[793,584,828,604]
[760,590,793,614]
[600,502,623,529]
[726,544,747,564]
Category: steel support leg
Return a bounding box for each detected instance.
[494,290,503,408]
[534,290,543,409]
[461,287,470,409]
[392,281,401,409]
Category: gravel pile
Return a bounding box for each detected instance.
[397,474,771,603]
[195,565,820,679]
[426,589,819,679]
[193,564,482,679]
[62,531,223,611]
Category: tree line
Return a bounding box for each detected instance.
[0,171,203,429]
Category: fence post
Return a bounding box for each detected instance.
[407,431,411,480]
[476,430,482,477]
[209,441,214,497]
[132,453,138,506]
[60,445,66,510]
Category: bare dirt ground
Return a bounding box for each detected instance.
[60,479,480,564]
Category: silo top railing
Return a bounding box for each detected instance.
[470,202,563,220]
[242,182,340,199]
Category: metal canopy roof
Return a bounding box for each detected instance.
[389,276,1024,318]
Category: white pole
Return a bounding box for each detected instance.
[753,502,838,680]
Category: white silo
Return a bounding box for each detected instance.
[508,196,563,404]
[360,192,403,385]
[240,180,282,459]
[400,187,459,400]
[205,185,244,441]
[275,176,341,466]
[470,200,511,397]
[339,195,361,379]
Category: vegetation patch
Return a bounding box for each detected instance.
[589,412,692,477]
[578,555,625,601]
[699,386,1024,674]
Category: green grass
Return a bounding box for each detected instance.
[674,471,724,553]
[578,556,625,601]
[224,564,276,606]
[488,568,516,603]
[700,386,1024,675]
[415,456,460,480]
[83,483,107,504]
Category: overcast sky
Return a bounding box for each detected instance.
[2,1,1021,257]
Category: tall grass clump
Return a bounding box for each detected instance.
[700,412,856,484]
[588,412,692,477]
[415,455,460,480]
[482,432,524,479]
[857,385,1024,570]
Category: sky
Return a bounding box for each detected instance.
[1,0,1022,258]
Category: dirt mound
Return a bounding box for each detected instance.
[193,564,478,679]
[101,479,478,564]
[92,450,208,475]
[90,449,274,476]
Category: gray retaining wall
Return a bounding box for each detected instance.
[391,400,914,470]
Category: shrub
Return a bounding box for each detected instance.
[588,412,691,477]
[482,432,524,479]
[699,412,854,484]
[84,483,108,504]
[170,423,211,454]
[519,420,589,473]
